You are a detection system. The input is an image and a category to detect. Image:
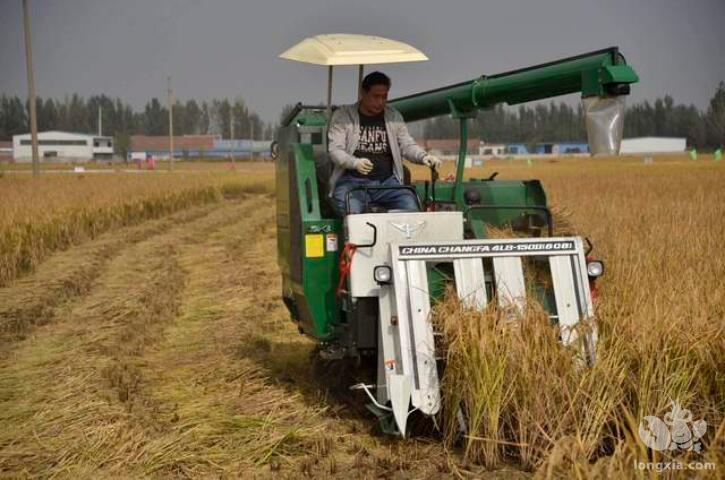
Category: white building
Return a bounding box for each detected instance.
[0,141,12,161]
[479,143,506,156]
[620,137,686,155]
[12,131,114,162]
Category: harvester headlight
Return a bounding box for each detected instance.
[374,265,392,285]
[587,260,604,278]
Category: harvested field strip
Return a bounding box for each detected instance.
[134,199,455,478]
[132,199,329,476]
[0,173,273,287]
[0,197,266,477]
[0,203,216,347]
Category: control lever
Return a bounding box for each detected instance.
[430,166,439,211]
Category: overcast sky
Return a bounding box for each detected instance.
[1,0,724,123]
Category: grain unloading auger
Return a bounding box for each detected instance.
[275,34,638,435]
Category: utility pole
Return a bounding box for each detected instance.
[250,120,254,160]
[97,105,102,136]
[22,0,39,177]
[229,110,235,166]
[167,76,174,170]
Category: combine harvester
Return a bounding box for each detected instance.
[275,34,638,435]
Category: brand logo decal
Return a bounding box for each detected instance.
[389,221,426,239]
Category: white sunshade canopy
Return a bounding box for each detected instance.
[279,34,428,66]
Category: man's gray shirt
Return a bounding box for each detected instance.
[327,103,427,194]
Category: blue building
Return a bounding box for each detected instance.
[505,142,588,155]
[505,143,530,155]
[129,135,272,160]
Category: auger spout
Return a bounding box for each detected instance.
[389,47,638,123]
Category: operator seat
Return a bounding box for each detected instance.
[313,151,337,218]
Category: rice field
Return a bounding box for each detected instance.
[432,154,725,478]
[0,156,722,478]
[0,164,273,286]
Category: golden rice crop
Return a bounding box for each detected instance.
[0,167,273,286]
[424,154,724,478]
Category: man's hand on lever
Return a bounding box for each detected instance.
[422,154,442,170]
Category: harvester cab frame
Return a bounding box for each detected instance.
[275,34,638,435]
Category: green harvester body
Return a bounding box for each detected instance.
[276,47,637,343]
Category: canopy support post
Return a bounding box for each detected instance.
[326,65,333,120]
[358,64,364,99]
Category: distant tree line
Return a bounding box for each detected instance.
[2,82,724,155]
[421,81,725,150]
[0,94,275,158]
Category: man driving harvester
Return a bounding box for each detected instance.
[328,71,442,215]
